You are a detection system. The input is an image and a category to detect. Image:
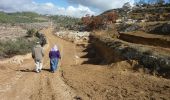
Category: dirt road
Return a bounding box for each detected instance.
[0,27,77,100]
[0,27,170,100]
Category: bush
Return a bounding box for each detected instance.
[50,15,81,28]
[0,37,38,58]
[35,31,41,38]
[26,28,36,37]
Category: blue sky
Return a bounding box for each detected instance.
[135,0,169,3]
[0,0,168,17]
[35,0,69,8]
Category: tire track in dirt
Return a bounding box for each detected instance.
[28,27,77,100]
[0,27,77,100]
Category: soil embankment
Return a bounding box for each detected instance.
[61,34,170,100]
[119,32,170,48]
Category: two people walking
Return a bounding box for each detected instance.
[32,42,61,73]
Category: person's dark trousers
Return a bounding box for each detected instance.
[50,58,58,72]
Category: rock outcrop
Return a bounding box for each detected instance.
[55,31,90,43]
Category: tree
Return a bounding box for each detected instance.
[156,0,165,6]
[81,14,91,26]
[105,12,117,24]
[135,0,154,7]
[122,2,132,17]
[138,0,146,6]
[122,2,132,11]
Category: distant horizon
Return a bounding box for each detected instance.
[0,0,135,18]
[0,0,169,18]
[0,11,80,18]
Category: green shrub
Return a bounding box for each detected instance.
[0,11,47,23]
[35,31,41,38]
[0,37,38,58]
[26,29,36,37]
[50,15,81,28]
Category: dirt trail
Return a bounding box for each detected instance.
[0,27,77,100]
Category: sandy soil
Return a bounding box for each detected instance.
[0,27,170,100]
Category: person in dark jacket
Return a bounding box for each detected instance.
[49,45,61,73]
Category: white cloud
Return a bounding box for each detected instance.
[45,2,55,8]
[0,0,32,12]
[0,0,95,18]
[64,5,96,17]
[68,0,134,12]
[0,0,135,17]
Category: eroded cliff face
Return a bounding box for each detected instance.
[53,28,170,78]
[89,35,170,77]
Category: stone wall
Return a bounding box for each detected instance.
[54,31,90,43]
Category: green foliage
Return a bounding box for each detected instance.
[35,31,41,38]
[9,12,40,18]
[0,11,47,23]
[50,15,81,27]
[0,38,38,58]
[26,29,37,37]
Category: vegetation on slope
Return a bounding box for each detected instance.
[50,15,81,28]
[0,37,38,58]
[0,11,48,23]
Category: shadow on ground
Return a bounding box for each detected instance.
[17,68,51,73]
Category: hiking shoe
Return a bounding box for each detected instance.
[51,71,54,73]
[38,69,41,72]
[36,71,40,73]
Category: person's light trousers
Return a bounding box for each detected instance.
[35,60,43,72]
